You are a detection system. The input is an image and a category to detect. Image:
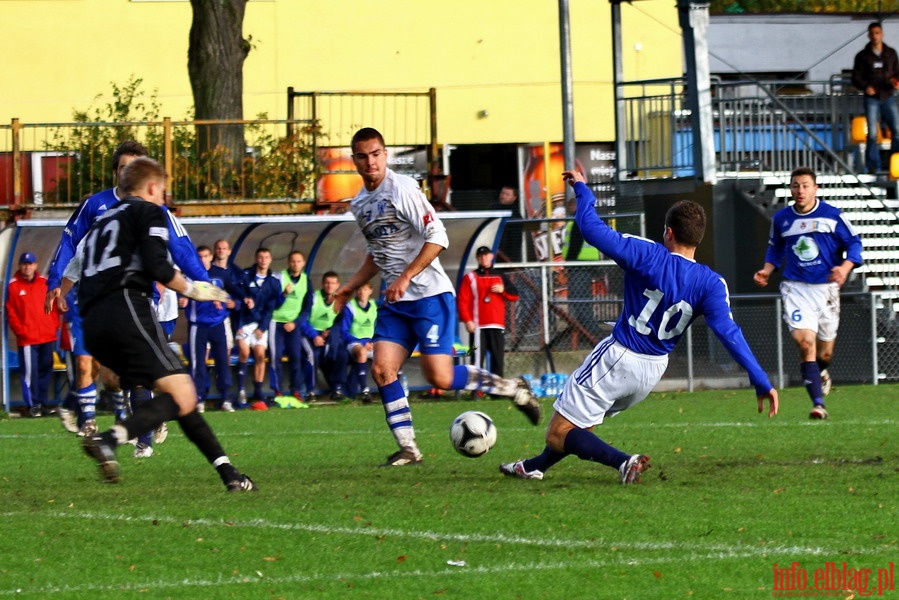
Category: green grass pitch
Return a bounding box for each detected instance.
[0,384,895,599]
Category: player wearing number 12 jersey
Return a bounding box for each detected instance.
[69,157,256,491]
[501,170,778,485]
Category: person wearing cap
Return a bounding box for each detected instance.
[6,252,61,417]
[457,246,519,377]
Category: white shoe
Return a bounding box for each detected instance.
[499,460,544,480]
[221,401,234,412]
[512,377,542,425]
[810,405,829,420]
[78,419,98,438]
[133,443,154,458]
[196,401,205,413]
[237,389,247,404]
[153,422,168,444]
[619,454,650,484]
[58,407,79,433]
[379,446,423,467]
[820,369,832,397]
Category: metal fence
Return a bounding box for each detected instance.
[619,77,864,178]
[0,118,321,209]
[0,89,438,211]
[491,261,893,392]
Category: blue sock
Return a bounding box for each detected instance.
[379,379,415,447]
[237,362,247,391]
[76,383,97,420]
[63,392,77,411]
[800,361,824,406]
[523,446,567,474]
[112,391,127,421]
[358,364,369,391]
[253,381,264,399]
[450,364,508,394]
[563,427,630,470]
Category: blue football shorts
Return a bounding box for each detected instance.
[373,292,456,355]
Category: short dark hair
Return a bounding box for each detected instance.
[790,166,816,184]
[112,140,149,172]
[322,270,339,283]
[351,127,386,152]
[256,247,272,257]
[665,200,706,247]
[196,245,212,254]
[869,21,883,32]
[288,250,305,260]
[119,157,166,195]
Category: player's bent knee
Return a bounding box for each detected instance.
[425,372,454,389]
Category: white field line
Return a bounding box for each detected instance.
[0,509,863,557]
[0,510,886,596]
[0,554,778,596]
[1,418,897,441]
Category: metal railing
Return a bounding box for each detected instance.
[618,77,865,178]
[0,118,321,209]
[0,89,438,212]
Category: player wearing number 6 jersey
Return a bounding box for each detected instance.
[501,170,778,485]
[332,127,542,468]
[753,167,862,420]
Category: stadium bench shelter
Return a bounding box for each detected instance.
[0,210,510,412]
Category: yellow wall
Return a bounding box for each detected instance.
[0,0,682,144]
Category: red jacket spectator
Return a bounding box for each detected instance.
[6,260,60,346]
[458,255,519,329]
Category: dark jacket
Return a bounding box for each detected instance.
[852,42,899,100]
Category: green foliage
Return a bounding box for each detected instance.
[242,117,320,200]
[42,77,318,205]
[43,77,165,203]
[711,0,899,13]
[0,385,895,598]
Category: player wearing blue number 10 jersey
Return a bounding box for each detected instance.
[501,170,778,485]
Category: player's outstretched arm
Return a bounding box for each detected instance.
[562,170,586,186]
[757,388,778,418]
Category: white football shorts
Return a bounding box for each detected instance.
[780,280,840,341]
[235,322,269,348]
[553,336,668,429]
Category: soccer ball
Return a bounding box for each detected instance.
[450,411,497,458]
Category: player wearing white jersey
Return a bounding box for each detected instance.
[332,127,541,467]
[501,170,778,485]
[754,167,863,420]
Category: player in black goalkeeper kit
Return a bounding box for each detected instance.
[65,157,257,491]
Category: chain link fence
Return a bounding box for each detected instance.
[493,262,893,394]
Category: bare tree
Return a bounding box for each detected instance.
[188,0,249,196]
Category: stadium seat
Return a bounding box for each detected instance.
[891,153,899,181]
[850,115,889,144]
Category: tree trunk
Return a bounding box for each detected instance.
[188,0,249,197]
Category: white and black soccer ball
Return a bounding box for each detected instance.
[450,411,497,458]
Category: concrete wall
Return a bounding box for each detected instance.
[0,0,682,145]
[709,13,882,86]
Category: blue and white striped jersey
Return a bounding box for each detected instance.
[349,169,454,301]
